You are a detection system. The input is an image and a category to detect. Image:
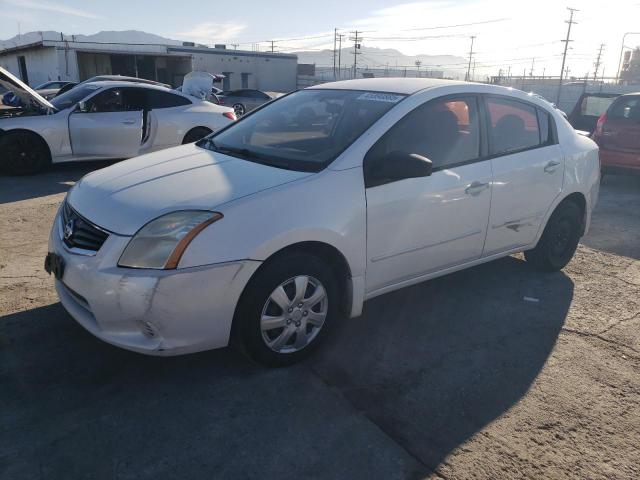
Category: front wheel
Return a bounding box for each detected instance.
[234,253,340,367]
[0,131,51,175]
[525,201,582,272]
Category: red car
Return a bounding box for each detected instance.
[592,93,640,175]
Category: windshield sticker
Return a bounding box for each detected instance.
[357,92,404,103]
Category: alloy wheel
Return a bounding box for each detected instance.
[260,275,328,353]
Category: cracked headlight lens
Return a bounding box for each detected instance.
[118,210,223,269]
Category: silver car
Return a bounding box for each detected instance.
[0,67,235,175]
[218,89,280,116]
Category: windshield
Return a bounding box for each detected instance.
[50,84,101,110]
[199,89,406,172]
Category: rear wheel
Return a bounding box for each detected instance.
[232,103,246,117]
[234,252,340,367]
[525,201,582,272]
[0,131,51,175]
[182,127,212,144]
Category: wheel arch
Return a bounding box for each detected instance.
[1,127,53,161]
[533,191,588,248]
[236,241,354,322]
[561,192,587,235]
[182,126,212,144]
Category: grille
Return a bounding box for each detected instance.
[60,201,109,252]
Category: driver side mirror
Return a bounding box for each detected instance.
[75,101,88,113]
[365,150,433,188]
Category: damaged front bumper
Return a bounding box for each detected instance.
[48,208,260,356]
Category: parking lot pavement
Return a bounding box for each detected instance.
[1,167,639,479]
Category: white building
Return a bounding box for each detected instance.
[0,38,298,92]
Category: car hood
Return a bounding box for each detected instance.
[67,143,313,235]
[0,66,56,114]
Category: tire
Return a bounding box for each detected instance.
[232,103,246,116]
[182,127,212,144]
[524,201,583,272]
[0,131,51,175]
[234,252,340,367]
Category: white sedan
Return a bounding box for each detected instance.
[46,78,600,366]
[0,67,236,175]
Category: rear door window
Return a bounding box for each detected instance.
[486,97,541,155]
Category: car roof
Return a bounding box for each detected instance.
[81,81,177,92]
[309,78,466,95]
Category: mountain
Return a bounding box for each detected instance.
[0,30,181,50]
[293,46,467,76]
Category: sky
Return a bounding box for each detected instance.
[1,0,640,79]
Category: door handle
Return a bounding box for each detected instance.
[122,119,136,125]
[465,181,489,196]
[544,160,561,173]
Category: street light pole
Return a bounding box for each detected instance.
[617,32,640,83]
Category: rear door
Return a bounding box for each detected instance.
[69,87,144,157]
[482,96,564,256]
[601,95,640,155]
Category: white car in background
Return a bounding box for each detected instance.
[46,78,600,366]
[0,67,236,175]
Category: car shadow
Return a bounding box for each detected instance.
[0,256,573,479]
[582,174,640,260]
[0,160,118,204]
[312,255,574,472]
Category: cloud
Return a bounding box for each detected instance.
[4,0,102,19]
[177,22,246,44]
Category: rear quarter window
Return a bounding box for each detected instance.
[147,90,192,109]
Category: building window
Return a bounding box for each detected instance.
[17,56,29,85]
[241,73,250,89]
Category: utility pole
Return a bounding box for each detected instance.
[593,43,605,81]
[415,60,422,77]
[337,33,344,80]
[268,40,276,53]
[529,57,535,76]
[230,44,239,50]
[557,7,578,104]
[465,36,475,81]
[350,31,361,79]
[472,60,476,81]
[333,28,337,80]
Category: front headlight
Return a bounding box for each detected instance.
[118,210,223,269]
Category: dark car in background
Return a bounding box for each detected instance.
[568,92,620,134]
[35,80,76,100]
[592,93,640,175]
[217,89,280,116]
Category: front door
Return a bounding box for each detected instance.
[482,96,564,255]
[69,87,144,158]
[364,95,492,293]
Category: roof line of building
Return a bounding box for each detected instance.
[0,39,297,60]
[166,46,296,60]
